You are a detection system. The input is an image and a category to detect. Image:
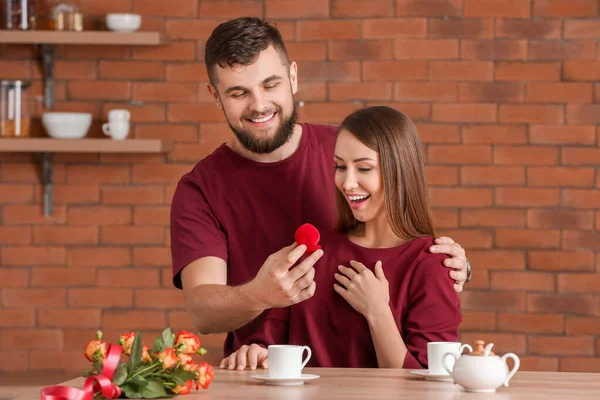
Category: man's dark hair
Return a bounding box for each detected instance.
[205,17,290,86]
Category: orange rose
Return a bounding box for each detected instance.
[171,380,193,395]
[156,347,178,369]
[119,332,136,355]
[142,345,152,363]
[175,330,201,354]
[178,353,192,365]
[83,339,107,362]
[183,361,199,373]
[195,362,214,390]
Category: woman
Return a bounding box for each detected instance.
[221,106,462,369]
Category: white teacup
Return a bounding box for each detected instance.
[108,109,130,122]
[427,342,472,375]
[268,345,311,379]
[102,120,129,141]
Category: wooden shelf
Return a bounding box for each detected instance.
[0,30,169,45]
[0,138,172,153]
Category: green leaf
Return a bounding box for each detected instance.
[132,375,149,388]
[129,331,143,374]
[138,379,172,399]
[169,369,196,382]
[92,361,103,375]
[112,363,128,386]
[151,336,164,354]
[119,383,143,399]
[162,327,173,349]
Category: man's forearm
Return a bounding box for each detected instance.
[184,282,266,334]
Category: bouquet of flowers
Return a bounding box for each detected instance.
[83,328,214,398]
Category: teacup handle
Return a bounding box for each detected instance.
[441,351,459,380]
[102,123,111,136]
[501,353,520,387]
[300,346,312,370]
[460,344,473,354]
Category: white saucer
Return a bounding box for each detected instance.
[250,373,320,386]
[410,370,453,382]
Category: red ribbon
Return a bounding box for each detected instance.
[41,345,123,400]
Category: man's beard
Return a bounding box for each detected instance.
[226,103,298,154]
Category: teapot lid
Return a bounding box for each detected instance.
[470,340,495,356]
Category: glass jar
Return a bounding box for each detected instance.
[0,80,31,138]
[3,0,36,30]
[48,0,82,31]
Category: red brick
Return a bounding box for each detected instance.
[297,20,361,41]
[131,165,191,185]
[329,40,393,60]
[499,313,564,334]
[527,83,593,103]
[133,83,197,103]
[38,308,101,328]
[428,144,492,164]
[560,357,600,373]
[519,357,559,372]
[362,18,427,39]
[97,268,161,288]
[0,268,28,288]
[530,336,594,356]
[332,0,393,17]
[31,267,95,287]
[135,123,198,143]
[562,189,600,208]
[168,103,225,123]
[564,61,600,81]
[167,311,198,332]
[132,0,197,16]
[66,165,129,184]
[395,0,462,16]
[558,274,600,294]
[461,166,525,185]
[329,82,393,101]
[461,291,525,311]
[0,60,32,79]
[496,188,561,207]
[0,227,31,245]
[394,82,457,102]
[428,18,494,38]
[0,162,65,183]
[496,228,560,249]
[496,62,561,81]
[284,42,327,61]
[2,288,66,307]
[417,124,460,143]
[433,104,497,123]
[102,186,164,205]
[395,39,458,60]
[533,0,598,17]
[362,60,428,81]
[468,250,525,271]
[65,45,129,60]
[28,349,91,372]
[531,167,595,188]
[3,205,67,225]
[69,288,133,308]
[499,104,563,124]
[295,82,327,102]
[462,125,527,144]
[166,63,207,82]
[528,251,594,272]
[426,166,459,187]
[527,294,596,315]
[461,209,525,228]
[79,0,131,14]
[491,272,555,292]
[530,125,596,145]
[459,82,524,102]
[67,206,132,226]
[0,329,63,349]
[99,61,165,80]
[0,309,34,327]
[430,209,458,228]
[495,146,559,165]
[430,61,493,81]
[368,102,431,121]
[563,231,600,250]
[464,0,530,17]
[460,311,496,331]
[429,188,493,207]
[530,40,596,61]
[100,226,164,245]
[299,103,362,124]
[135,289,186,309]
[67,247,130,268]
[461,332,526,355]
[200,0,262,18]
[495,18,562,39]
[102,103,166,123]
[67,81,131,101]
[435,229,492,249]
[133,247,171,267]
[131,207,168,226]
[266,0,328,18]
[1,247,65,266]
[565,20,600,39]
[297,61,360,82]
[566,317,600,335]
[0,184,33,203]
[528,209,594,230]
[34,226,98,245]
[567,104,600,124]
[464,39,528,60]
[103,310,166,330]
[133,42,196,61]
[562,148,600,166]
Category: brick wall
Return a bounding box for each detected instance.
[0,0,599,373]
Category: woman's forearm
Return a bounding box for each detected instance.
[366,306,408,368]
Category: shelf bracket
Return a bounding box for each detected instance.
[41,152,53,216]
[38,44,55,110]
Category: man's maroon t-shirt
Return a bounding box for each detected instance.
[248,232,462,368]
[170,123,338,356]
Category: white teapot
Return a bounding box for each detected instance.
[441,340,520,393]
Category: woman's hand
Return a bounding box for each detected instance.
[219,344,268,371]
[334,260,390,319]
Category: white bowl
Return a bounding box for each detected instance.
[42,112,92,139]
[106,13,141,33]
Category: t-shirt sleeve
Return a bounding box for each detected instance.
[402,254,462,369]
[170,176,228,289]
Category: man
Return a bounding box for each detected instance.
[170,17,471,368]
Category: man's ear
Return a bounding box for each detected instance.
[289,61,298,95]
[207,84,223,110]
